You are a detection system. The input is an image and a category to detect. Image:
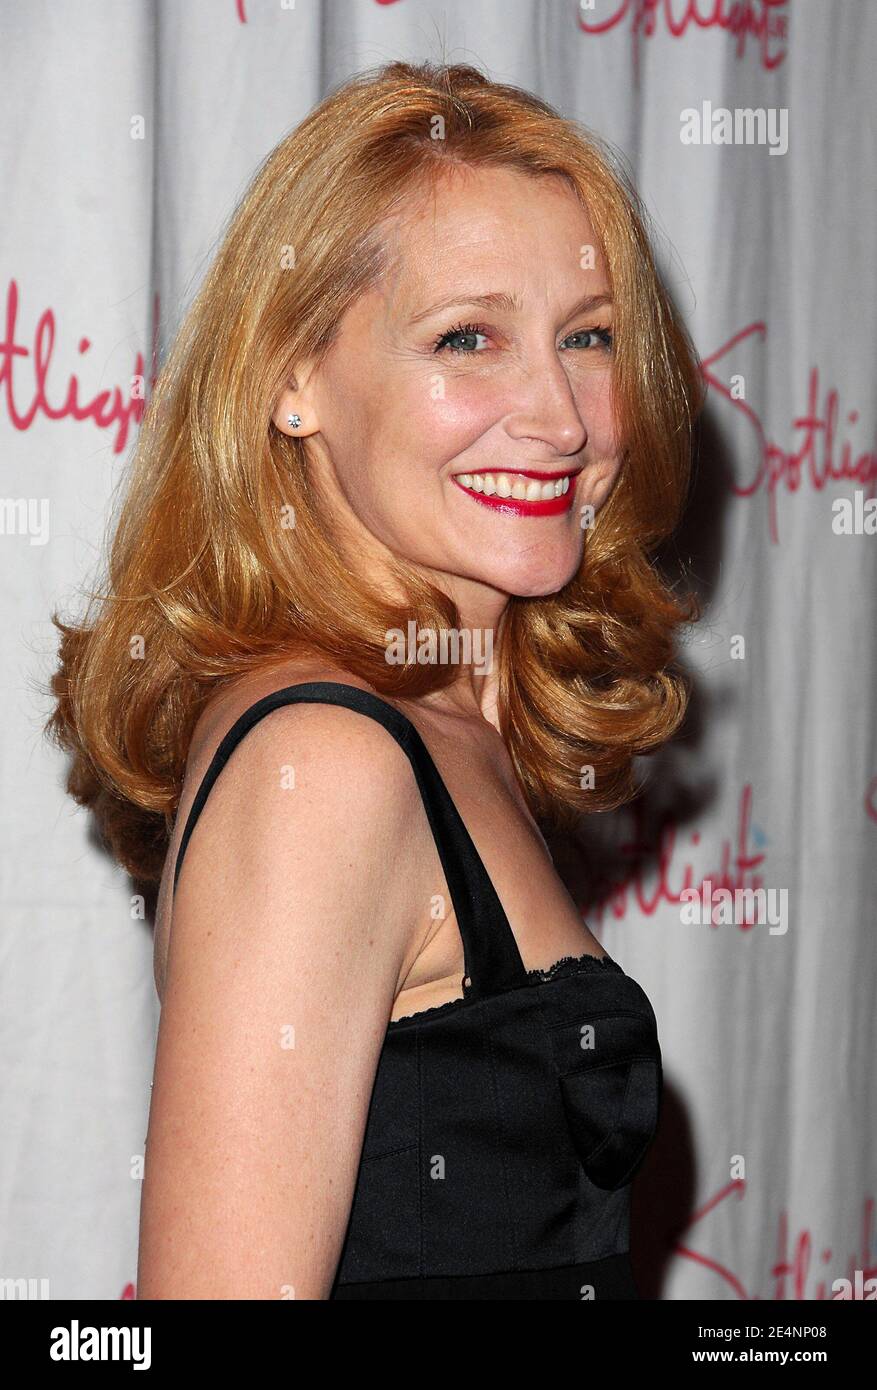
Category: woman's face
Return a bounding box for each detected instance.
[278,164,623,628]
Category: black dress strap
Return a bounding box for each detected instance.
[171,681,529,999]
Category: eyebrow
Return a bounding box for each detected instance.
[407,290,613,326]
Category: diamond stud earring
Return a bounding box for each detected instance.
[287,413,302,429]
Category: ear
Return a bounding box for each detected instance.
[271,361,320,437]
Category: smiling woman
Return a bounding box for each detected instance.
[45,59,705,1300]
[269,159,629,591]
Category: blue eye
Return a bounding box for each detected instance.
[431,322,614,355]
[432,322,489,354]
[562,328,614,352]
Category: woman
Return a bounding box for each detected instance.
[47,60,704,1299]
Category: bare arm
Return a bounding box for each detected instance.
[136,702,426,1299]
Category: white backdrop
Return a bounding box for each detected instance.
[2,0,875,1301]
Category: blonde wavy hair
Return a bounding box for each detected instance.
[45,59,705,884]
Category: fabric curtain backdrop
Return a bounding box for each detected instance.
[2,0,874,1301]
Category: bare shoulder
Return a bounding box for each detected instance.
[185,656,388,769]
[139,666,431,1297]
[153,657,414,997]
[167,685,426,983]
[173,661,426,935]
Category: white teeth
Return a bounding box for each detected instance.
[455,470,571,501]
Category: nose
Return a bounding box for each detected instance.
[503,349,588,458]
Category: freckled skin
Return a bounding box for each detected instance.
[273,165,624,635]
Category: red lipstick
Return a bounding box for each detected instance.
[451,470,578,518]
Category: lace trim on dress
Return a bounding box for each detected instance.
[387,949,623,1030]
[524,951,623,984]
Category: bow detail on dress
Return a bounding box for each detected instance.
[548,1007,663,1191]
